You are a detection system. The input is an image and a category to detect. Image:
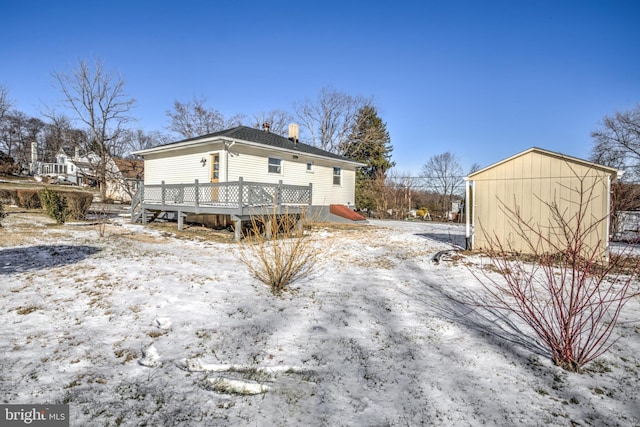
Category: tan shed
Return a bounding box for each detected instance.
[464,147,619,258]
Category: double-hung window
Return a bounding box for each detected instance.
[268,157,282,174]
[333,167,341,185]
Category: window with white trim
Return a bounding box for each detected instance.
[268,157,282,174]
[306,161,313,172]
[333,167,341,185]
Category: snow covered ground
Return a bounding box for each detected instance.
[1,210,639,426]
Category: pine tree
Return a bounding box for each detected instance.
[343,105,395,210]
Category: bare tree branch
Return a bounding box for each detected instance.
[52,58,136,198]
[294,86,370,154]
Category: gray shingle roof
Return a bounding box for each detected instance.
[160,126,358,163]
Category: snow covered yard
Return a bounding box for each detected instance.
[1,211,639,426]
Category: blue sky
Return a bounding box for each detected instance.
[2,0,640,175]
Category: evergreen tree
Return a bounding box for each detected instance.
[343,105,395,210]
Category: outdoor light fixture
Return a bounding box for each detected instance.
[200,157,207,166]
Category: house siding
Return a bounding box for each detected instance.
[225,144,356,206]
[143,144,223,185]
[469,150,614,257]
[140,140,357,207]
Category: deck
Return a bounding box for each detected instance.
[131,178,312,239]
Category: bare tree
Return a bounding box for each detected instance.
[225,112,246,129]
[293,86,370,154]
[251,110,294,136]
[0,85,12,122]
[120,129,169,157]
[52,58,136,199]
[0,85,19,174]
[591,104,640,181]
[40,112,84,161]
[0,111,44,172]
[473,169,640,372]
[166,96,231,139]
[420,151,464,217]
[468,162,482,174]
[609,181,640,240]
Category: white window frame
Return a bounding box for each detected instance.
[333,167,341,185]
[268,157,282,174]
[306,161,314,173]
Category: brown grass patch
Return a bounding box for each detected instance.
[15,305,40,315]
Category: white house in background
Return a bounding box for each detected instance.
[32,145,95,186]
[132,125,366,227]
[31,143,144,203]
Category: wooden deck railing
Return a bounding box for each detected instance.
[131,178,312,222]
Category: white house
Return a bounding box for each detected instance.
[31,143,143,202]
[131,125,365,233]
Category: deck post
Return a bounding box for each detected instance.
[308,183,313,206]
[234,216,242,241]
[194,179,200,214]
[277,180,283,206]
[296,215,303,235]
[238,177,244,215]
[161,181,166,208]
[140,184,146,224]
[178,210,183,230]
[266,219,272,239]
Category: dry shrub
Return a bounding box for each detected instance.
[16,189,42,209]
[473,168,640,372]
[237,210,319,295]
[91,203,110,237]
[0,189,16,204]
[62,191,94,220]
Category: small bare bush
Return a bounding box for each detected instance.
[16,189,42,209]
[92,203,110,237]
[63,191,94,220]
[0,189,15,204]
[474,168,640,372]
[0,202,5,227]
[237,210,319,295]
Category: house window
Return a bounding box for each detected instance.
[306,161,313,172]
[333,167,341,185]
[268,157,282,174]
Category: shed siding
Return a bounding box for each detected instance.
[471,150,612,256]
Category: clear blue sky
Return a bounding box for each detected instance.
[2,0,640,175]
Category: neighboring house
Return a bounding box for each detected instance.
[464,147,619,257]
[31,143,142,202]
[33,145,94,186]
[106,158,144,203]
[131,125,365,235]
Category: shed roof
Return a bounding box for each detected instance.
[466,147,620,180]
[133,126,363,165]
